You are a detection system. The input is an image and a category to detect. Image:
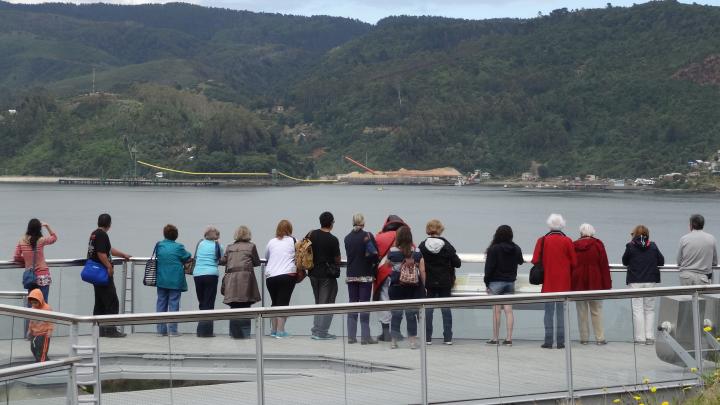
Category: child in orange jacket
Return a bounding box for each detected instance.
[27,289,54,362]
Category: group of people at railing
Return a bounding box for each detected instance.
[9,210,718,362]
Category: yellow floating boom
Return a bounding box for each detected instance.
[137,160,268,176]
[136,160,337,183]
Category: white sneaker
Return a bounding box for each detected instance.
[444,341,453,345]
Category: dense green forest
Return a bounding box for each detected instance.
[1,0,719,178]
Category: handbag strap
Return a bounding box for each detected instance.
[538,236,545,264]
[150,242,159,259]
[194,239,202,258]
[31,244,37,271]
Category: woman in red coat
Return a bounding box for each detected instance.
[572,223,611,345]
[532,214,577,349]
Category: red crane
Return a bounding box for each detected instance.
[344,156,377,175]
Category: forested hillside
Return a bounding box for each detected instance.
[1,1,719,178]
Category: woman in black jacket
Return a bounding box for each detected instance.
[622,224,664,345]
[419,219,461,345]
[484,225,524,346]
[344,213,379,345]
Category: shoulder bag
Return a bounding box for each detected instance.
[22,245,38,289]
[291,237,307,283]
[183,240,201,275]
[143,243,160,286]
[529,237,545,285]
[81,234,112,286]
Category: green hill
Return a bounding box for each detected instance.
[1,1,720,178]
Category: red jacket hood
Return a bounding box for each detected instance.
[574,237,600,252]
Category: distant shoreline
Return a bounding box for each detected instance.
[0,176,716,193]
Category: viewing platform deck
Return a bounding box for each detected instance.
[0,333,696,405]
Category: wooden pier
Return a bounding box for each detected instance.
[58,179,221,187]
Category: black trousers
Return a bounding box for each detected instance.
[30,335,50,362]
[194,275,218,337]
[229,302,253,338]
[93,277,120,335]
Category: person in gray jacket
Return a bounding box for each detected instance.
[677,214,718,286]
[220,225,261,339]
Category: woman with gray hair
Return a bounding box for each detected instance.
[220,226,261,339]
[572,223,611,345]
[193,226,223,337]
[531,214,577,349]
[343,213,379,345]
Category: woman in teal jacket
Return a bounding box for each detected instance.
[155,224,192,336]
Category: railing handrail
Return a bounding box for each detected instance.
[0,357,81,382]
[0,256,711,272]
[0,284,719,326]
[0,291,27,299]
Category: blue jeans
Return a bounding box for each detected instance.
[389,285,421,338]
[425,287,452,342]
[347,282,373,339]
[544,302,565,346]
[156,288,182,335]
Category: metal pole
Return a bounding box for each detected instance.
[93,323,102,404]
[118,262,128,335]
[255,315,265,405]
[419,304,429,405]
[67,323,79,405]
[130,262,136,334]
[260,265,267,335]
[260,265,266,307]
[118,262,127,314]
[692,292,704,383]
[564,299,575,404]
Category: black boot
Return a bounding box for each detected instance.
[377,323,391,341]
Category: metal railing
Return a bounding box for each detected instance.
[0,284,719,405]
[1,255,718,404]
[0,254,709,315]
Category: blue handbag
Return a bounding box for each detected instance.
[81,258,110,286]
[21,246,37,289]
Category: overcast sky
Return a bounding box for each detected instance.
[6,0,720,23]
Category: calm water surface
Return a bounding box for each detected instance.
[1,184,718,339]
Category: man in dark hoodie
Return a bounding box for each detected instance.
[373,215,408,342]
[419,219,461,345]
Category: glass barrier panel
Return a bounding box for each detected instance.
[0,315,22,369]
[165,317,259,405]
[497,300,569,398]
[343,308,422,405]
[0,368,70,404]
[55,266,97,336]
[569,297,637,393]
[95,322,173,405]
[700,293,720,387]
[634,292,701,395]
[261,312,350,404]
[426,305,501,403]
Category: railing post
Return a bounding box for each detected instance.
[260,264,266,307]
[692,291,704,384]
[255,315,265,405]
[118,261,127,314]
[93,323,102,404]
[67,322,79,405]
[564,298,575,404]
[419,304,428,405]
